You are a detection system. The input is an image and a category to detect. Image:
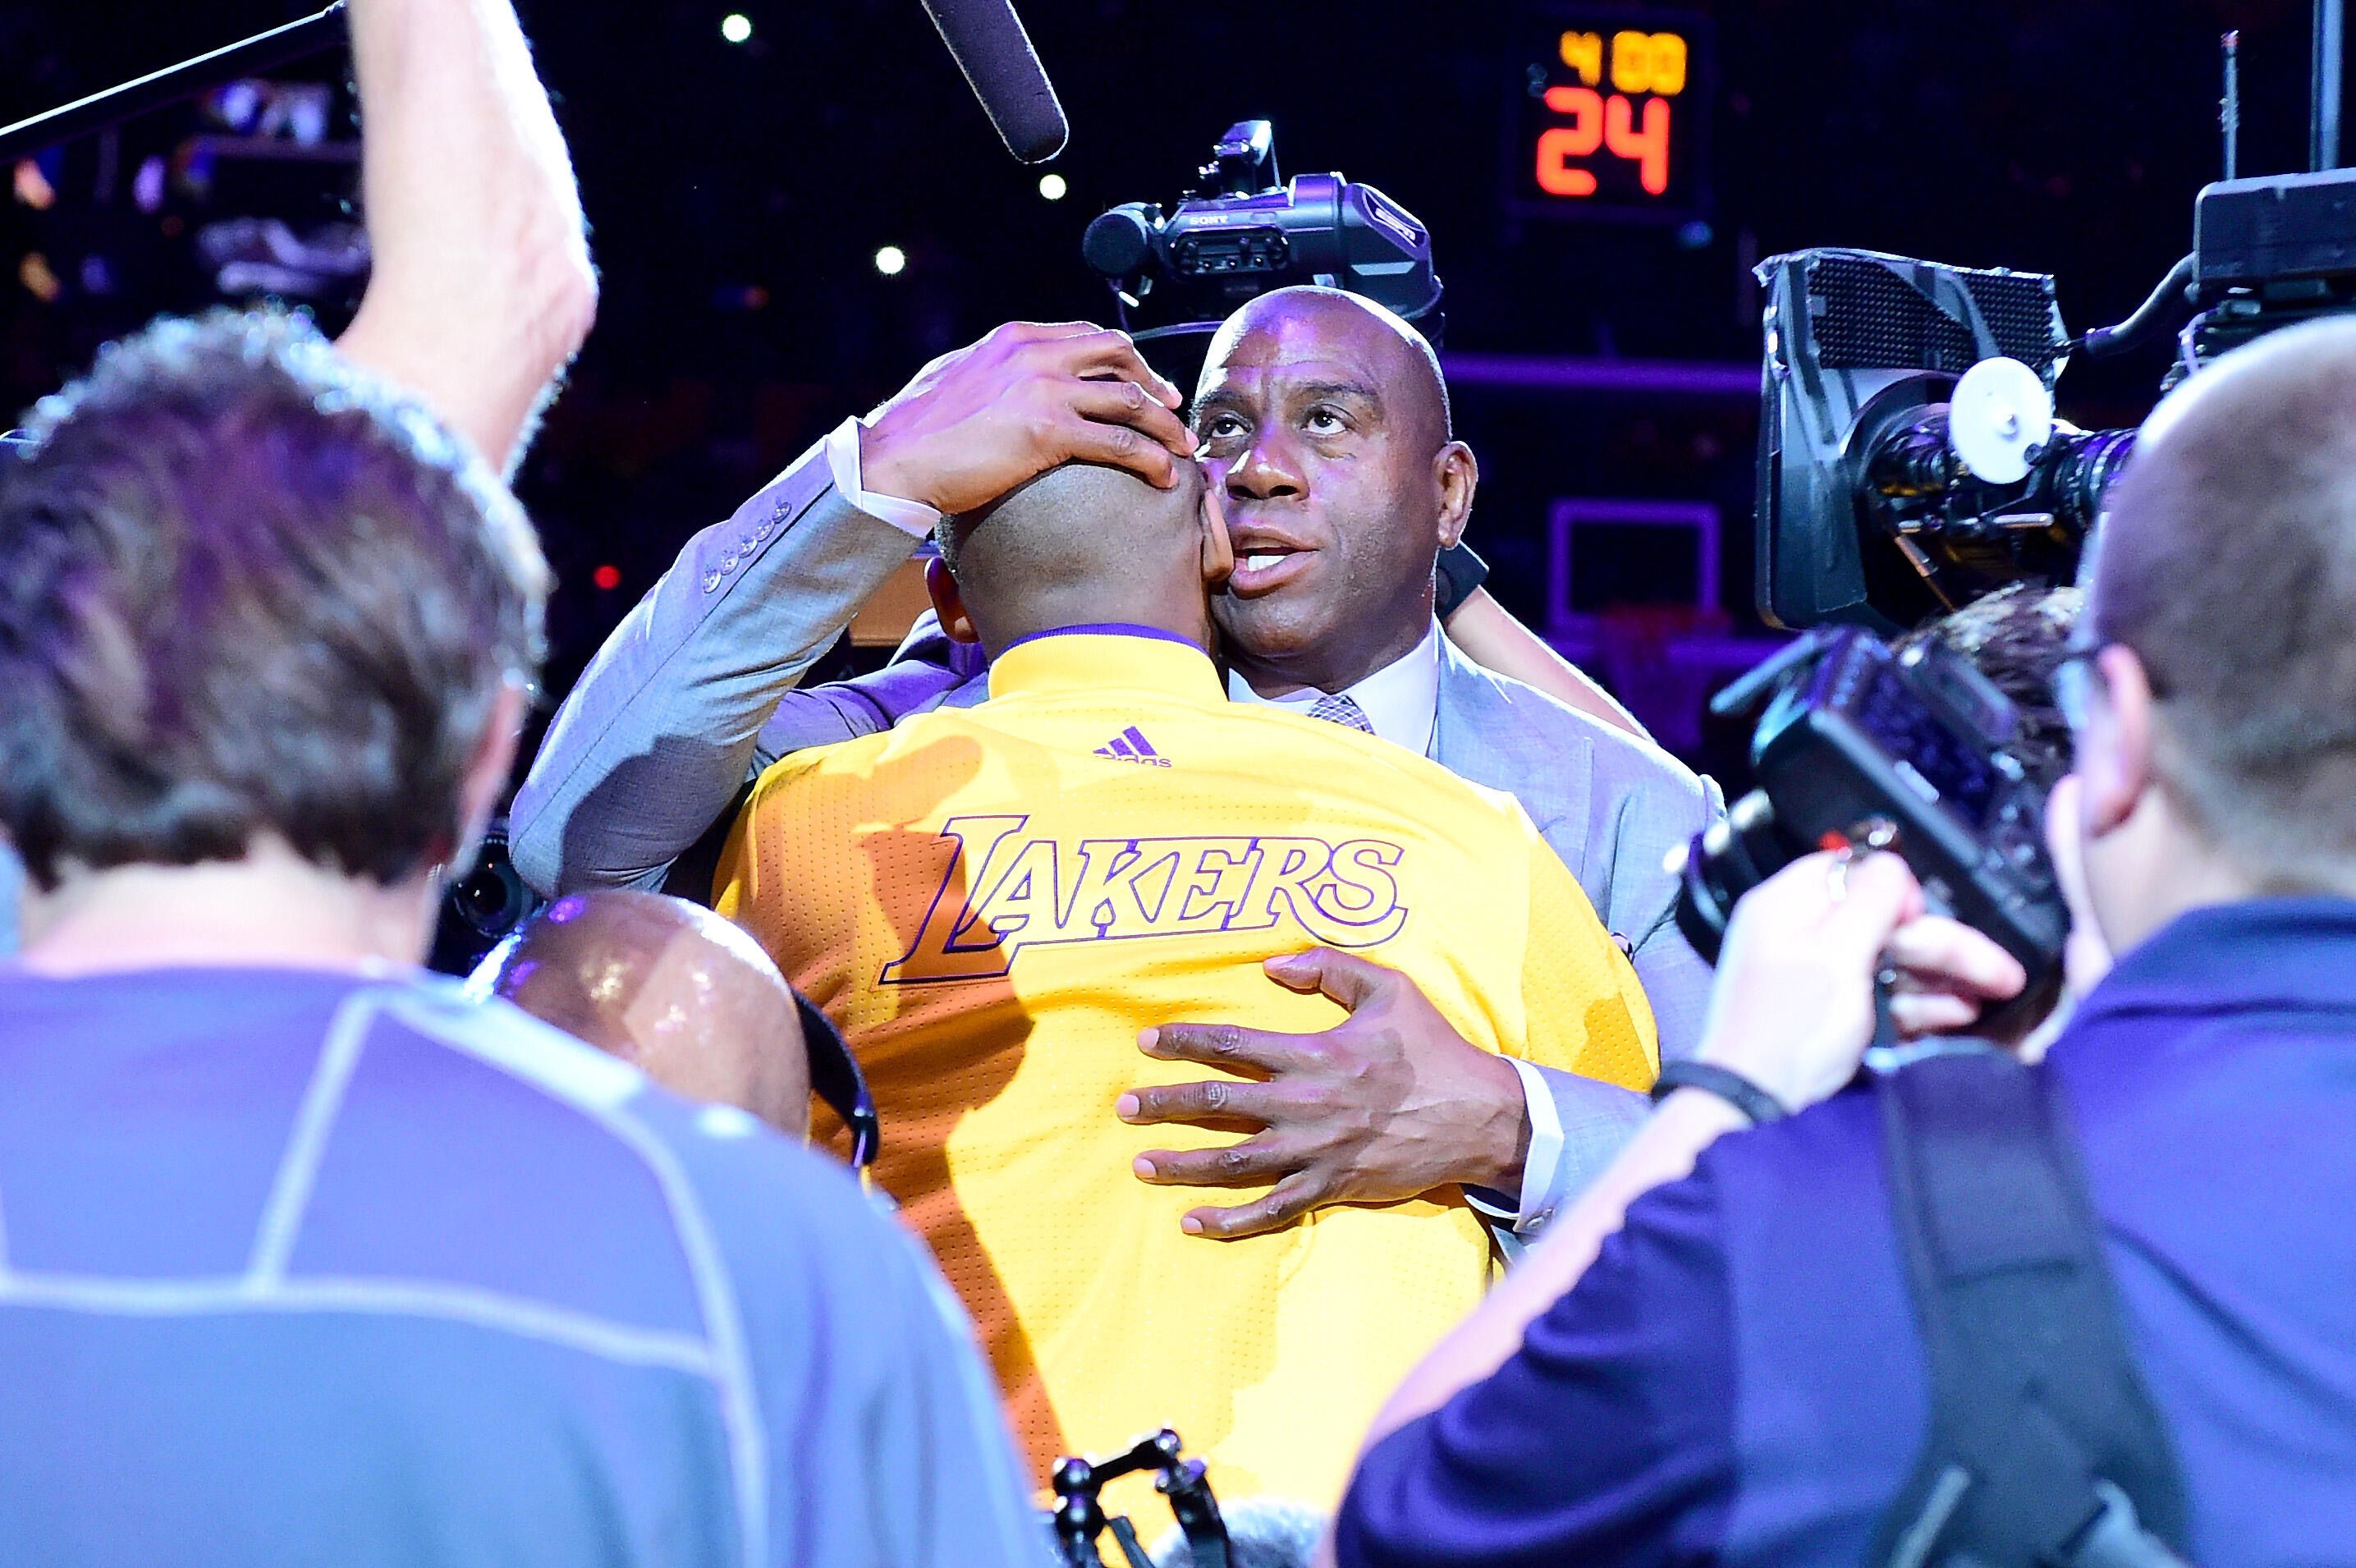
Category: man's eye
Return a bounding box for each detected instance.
[1201,414,1247,440]
[1305,408,1347,434]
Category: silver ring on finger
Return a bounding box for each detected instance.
[1825,850,1854,903]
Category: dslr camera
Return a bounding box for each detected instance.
[1675,626,2067,1006]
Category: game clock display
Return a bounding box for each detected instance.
[1509,7,1710,221]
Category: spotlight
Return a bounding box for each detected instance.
[720,12,752,44]
[873,245,907,276]
[1038,172,1067,201]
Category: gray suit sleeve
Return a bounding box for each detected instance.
[1530,1064,1651,1199]
[1552,748,1721,1065]
[1471,1066,1650,1260]
[751,611,986,766]
[1616,768,1726,1062]
[509,441,920,896]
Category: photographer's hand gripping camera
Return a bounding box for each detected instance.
[1675,626,2069,1024]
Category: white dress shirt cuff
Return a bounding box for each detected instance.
[1463,1057,1568,1235]
[822,416,940,539]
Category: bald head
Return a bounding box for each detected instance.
[2092,315,2356,875]
[475,890,809,1137]
[934,457,1212,654]
[1203,287,1451,452]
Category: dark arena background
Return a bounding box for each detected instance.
[0,0,2319,787]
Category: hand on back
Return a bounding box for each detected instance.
[1123,951,1527,1241]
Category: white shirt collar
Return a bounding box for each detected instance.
[1225,620,1443,757]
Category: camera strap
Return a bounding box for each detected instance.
[1872,1045,2193,1568]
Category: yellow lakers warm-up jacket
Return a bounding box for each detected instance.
[715,626,1658,1510]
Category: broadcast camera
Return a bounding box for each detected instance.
[1708,22,2356,1010]
[1757,175,2356,635]
[1082,119,1442,376]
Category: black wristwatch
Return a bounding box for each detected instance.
[1434,540,1489,621]
[1649,1060,1788,1126]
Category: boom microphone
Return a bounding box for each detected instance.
[914,0,1069,163]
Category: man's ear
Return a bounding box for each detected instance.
[1200,480,1235,586]
[2077,644,2157,838]
[1434,441,1477,550]
[924,557,981,644]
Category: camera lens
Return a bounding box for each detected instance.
[1673,790,1802,965]
[1083,208,1157,280]
[447,832,531,938]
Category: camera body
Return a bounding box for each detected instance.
[1083,119,1442,341]
[1676,626,2066,988]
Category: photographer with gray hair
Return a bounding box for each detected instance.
[0,2,1039,1562]
[1329,316,2356,1567]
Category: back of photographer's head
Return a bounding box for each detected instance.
[1899,583,2082,789]
[0,309,548,894]
[929,456,1219,654]
[2088,315,2356,887]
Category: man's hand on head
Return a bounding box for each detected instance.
[1119,950,1528,1241]
[1694,850,2028,1113]
[859,322,1197,515]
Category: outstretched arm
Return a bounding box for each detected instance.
[1346,851,2025,1458]
[333,0,597,475]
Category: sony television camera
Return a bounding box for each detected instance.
[1082,119,1442,364]
[1675,625,2068,1015]
[1712,22,2356,1029]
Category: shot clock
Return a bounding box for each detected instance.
[1509,7,1711,221]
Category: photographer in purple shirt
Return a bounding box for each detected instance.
[1332,317,2356,1566]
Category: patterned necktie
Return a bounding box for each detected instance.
[1305,692,1376,733]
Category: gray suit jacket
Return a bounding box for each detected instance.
[511,437,1723,1228]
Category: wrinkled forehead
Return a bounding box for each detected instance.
[1196,298,1397,406]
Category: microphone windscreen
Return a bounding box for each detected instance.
[1149,1497,1327,1568]
[914,0,1069,163]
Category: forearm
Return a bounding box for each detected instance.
[334,0,595,475]
[1358,1089,1744,1450]
[1445,589,1651,742]
[510,444,918,895]
[751,609,980,766]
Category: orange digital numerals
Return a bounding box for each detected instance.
[1556,30,1686,95]
[1536,86,1671,197]
[1557,30,1605,86]
[1610,30,1687,96]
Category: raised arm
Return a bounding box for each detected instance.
[509,323,1197,896]
[332,0,596,475]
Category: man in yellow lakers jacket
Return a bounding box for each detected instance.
[714,459,1657,1509]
